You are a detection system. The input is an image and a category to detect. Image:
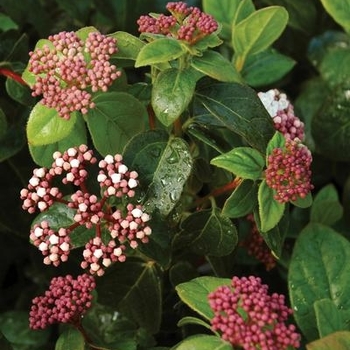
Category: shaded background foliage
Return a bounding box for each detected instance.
[1,0,350,349]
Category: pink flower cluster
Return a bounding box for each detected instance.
[29,274,95,329]
[258,89,305,141]
[265,139,313,203]
[208,276,300,350]
[137,1,218,45]
[243,214,276,271]
[28,30,121,119]
[20,145,152,275]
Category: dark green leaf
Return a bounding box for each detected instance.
[314,299,350,338]
[222,179,258,218]
[242,49,295,87]
[135,38,185,67]
[288,223,350,341]
[211,147,265,180]
[172,335,232,350]
[55,327,85,350]
[87,92,147,156]
[194,82,275,153]
[258,179,285,232]
[97,257,162,334]
[191,50,241,83]
[312,83,350,161]
[0,109,7,140]
[152,68,196,126]
[291,192,313,209]
[124,130,193,216]
[0,13,18,31]
[0,122,25,162]
[169,261,199,287]
[175,207,238,256]
[5,77,34,106]
[175,276,231,321]
[306,331,350,350]
[310,184,343,225]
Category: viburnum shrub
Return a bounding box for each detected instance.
[1,0,350,349]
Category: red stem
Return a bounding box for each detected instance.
[0,68,27,86]
[147,103,156,130]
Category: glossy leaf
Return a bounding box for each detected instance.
[172,335,232,350]
[194,82,275,153]
[288,223,350,341]
[312,83,350,161]
[191,50,241,83]
[135,38,185,67]
[310,183,343,225]
[314,299,350,338]
[211,147,265,180]
[241,49,295,87]
[176,276,231,321]
[87,92,147,156]
[258,179,285,232]
[175,207,238,256]
[222,179,258,218]
[97,257,162,334]
[232,6,289,68]
[55,328,85,350]
[306,331,350,350]
[319,0,350,34]
[152,68,196,126]
[26,102,77,146]
[124,130,192,216]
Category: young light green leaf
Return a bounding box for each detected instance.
[258,179,285,232]
[87,91,147,155]
[232,6,289,69]
[211,147,265,180]
[152,68,196,126]
[26,103,77,146]
[306,331,350,350]
[222,179,258,218]
[135,38,186,67]
[266,131,285,159]
[97,257,163,334]
[75,26,99,41]
[175,207,238,256]
[288,223,350,341]
[172,335,232,350]
[176,276,231,321]
[191,50,241,83]
[319,0,350,34]
[233,0,255,25]
[55,328,85,350]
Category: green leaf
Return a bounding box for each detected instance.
[241,49,295,87]
[75,26,99,41]
[5,77,34,106]
[288,223,350,341]
[191,50,241,83]
[97,257,162,334]
[222,179,258,218]
[172,335,232,350]
[312,83,350,161]
[0,13,18,31]
[135,38,186,67]
[175,207,238,256]
[175,276,231,321]
[124,130,193,214]
[306,331,350,350]
[211,147,265,180]
[110,31,145,65]
[310,184,343,225]
[0,331,12,350]
[233,0,256,25]
[0,123,26,162]
[177,316,213,332]
[314,299,350,338]
[55,328,85,350]
[258,179,285,232]
[291,192,313,209]
[266,131,285,159]
[319,0,350,34]
[87,92,146,156]
[0,109,7,140]
[0,311,50,346]
[232,6,289,69]
[152,68,196,126]
[194,82,275,154]
[26,102,77,146]
[28,115,87,167]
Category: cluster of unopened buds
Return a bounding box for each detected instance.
[137,1,218,44]
[27,30,121,119]
[208,276,301,350]
[20,144,152,276]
